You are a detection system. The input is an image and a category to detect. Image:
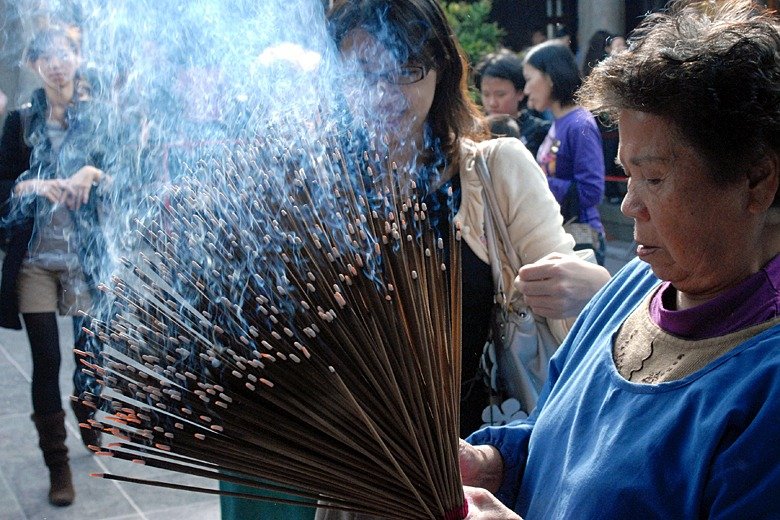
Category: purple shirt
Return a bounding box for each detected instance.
[651,254,780,339]
[536,106,605,233]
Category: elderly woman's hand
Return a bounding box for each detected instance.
[459,439,504,493]
[463,486,522,519]
[515,252,611,319]
[63,166,105,210]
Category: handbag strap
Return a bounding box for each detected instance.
[473,148,522,304]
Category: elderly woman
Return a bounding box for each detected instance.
[460,1,779,519]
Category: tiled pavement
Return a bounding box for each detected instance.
[0,239,635,520]
[0,319,221,520]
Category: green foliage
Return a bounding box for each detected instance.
[442,0,505,65]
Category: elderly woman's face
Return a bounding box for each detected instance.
[340,29,437,145]
[618,110,761,298]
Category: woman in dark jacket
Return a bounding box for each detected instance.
[0,27,107,507]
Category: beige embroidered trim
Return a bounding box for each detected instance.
[612,292,780,384]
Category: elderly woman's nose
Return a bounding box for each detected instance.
[620,181,647,220]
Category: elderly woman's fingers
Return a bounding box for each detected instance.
[463,486,523,519]
[458,439,483,486]
[458,440,505,493]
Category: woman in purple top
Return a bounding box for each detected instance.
[523,41,606,264]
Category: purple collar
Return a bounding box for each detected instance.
[650,255,780,340]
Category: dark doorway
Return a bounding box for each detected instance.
[624,0,666,36]
[490,0,578,53]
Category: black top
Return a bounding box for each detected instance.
[422,173,495,437]
[518,109,552,158]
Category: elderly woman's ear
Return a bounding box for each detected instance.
[747,152,779,214]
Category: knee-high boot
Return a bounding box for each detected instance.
[31,410,75,506]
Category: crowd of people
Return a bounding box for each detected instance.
[0,0,777,518]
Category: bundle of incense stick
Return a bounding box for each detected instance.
[77,124,467,519]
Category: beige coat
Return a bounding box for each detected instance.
[454,137,578,342]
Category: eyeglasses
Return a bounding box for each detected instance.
[361,65,429,85]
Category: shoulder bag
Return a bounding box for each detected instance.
[474,148,561,426]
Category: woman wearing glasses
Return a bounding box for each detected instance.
[314,0,601,517]
[330,0,582,439]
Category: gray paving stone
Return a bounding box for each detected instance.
[144,501,220,520]
[0,317,220,520]
[0,363,31,418]
[119,471,219,517]
[0,471,26,520]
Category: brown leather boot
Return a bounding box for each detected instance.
[31,410,75,506]
[70,396,101,450]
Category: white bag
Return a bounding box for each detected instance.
[474,150,561,425]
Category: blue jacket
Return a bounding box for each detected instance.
[468,258,780,519]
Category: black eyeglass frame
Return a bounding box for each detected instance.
[361,64,430,85]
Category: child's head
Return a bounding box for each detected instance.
[486,114,521,140]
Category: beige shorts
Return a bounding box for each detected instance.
[17,263,93,316]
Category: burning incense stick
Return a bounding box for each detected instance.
[80,127,465,519]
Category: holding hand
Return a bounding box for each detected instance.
[515,252,611,319]
[62,166,103,210]
[463,486,522,519]
[458,439,504,493]
[15,178,69,204]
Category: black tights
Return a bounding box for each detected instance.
[23,313,88,415]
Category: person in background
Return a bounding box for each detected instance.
[551,23,572,49]
[473,53,610,325]
[461,1,779,517]
[529,26,547,47]
[328,0,584,440]
[485,113,521,140]
[524,41,606,265]
[607,34,627,55]
[0,27,107,507]
[475,49,550,157]
[580,29,614,77]
[580,30,628,203]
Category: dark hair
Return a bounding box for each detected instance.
[523,41,581,107]
[582,30,614,77]
[578,0,780,206]
[486,114,521,140]
[474,49,525,91]
[327,0,487,164]
[24,27,79,63]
